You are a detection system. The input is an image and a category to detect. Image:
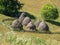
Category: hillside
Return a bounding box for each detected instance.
[0,0,60,45]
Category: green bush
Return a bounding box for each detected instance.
[0,0,23,17]
[40,3,59,20]
[0,0,5,13]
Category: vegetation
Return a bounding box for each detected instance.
[0,0,23,17]
[0,0,60,45]
[40,3,59,20]
[0,31,46,45]
[0,31,60,45]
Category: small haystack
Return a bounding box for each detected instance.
[11,19,23,30]
[18,12,26,23]
[34,19,41,27]
[27,22,36,31]
[38,21,49,31]
[22,17,31,26]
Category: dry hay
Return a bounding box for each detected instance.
[22,17,31,26]
[18,12,26,23]
[27,21,36,31]
[38,21,49,32]
[11,19,23,30]
[34,19,41,27]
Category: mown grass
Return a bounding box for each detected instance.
[20,0,60,32]
[0,31,60,45]
[0,0,60,45]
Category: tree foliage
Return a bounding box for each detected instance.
[0,0,23,17]
[40,3,59,20]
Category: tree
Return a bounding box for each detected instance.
[40,3,59,20]
[0,0,23,17]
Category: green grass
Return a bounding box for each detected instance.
[0,0,60,45]
[0,31,60,45]
[0,14,60,45]
[20,0,60,32]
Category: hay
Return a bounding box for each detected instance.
[27,22,36,31]
[11,19,23,30]
[38,21,49,31]
[18,12,26,23]
[34,19,41,27]
[22,17,31,26]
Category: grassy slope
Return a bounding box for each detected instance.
[20,0,60,32]
[0,0,60,45]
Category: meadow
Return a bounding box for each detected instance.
[0,0,60,45]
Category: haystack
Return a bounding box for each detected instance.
[38,21,49,31]
[27,22,36,31]
[22,17,31,26]
[18,12,26,23]
[34,19,41,27]
[11,19,23,30]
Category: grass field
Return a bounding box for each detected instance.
[0,0,60,45]
[20,0,60,32]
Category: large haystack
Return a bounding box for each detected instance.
[34,19,41,27]
[22,17,31,26]
[11,19,23,30]
[27,22,36,31]
[38,21,49,31]
[18,12,26,23]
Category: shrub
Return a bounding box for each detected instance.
[40,3,59,20]
[0,0,5,13]
[0,0,23,17]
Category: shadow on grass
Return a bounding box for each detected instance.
[13,28,60,34]
[15,30,60,34]
[2,11,36,19]
[46,20,60,26]
[25,12,36,19]
[0,0,36,19]
[9,26,60,34]
[25,31,60,34]
[17,12,36,19]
